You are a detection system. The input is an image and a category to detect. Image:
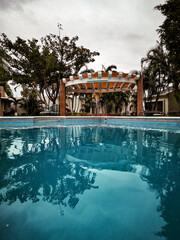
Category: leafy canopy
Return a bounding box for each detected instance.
[0,32,99,104]
[155,0,180,101]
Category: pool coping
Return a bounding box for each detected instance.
[0,116,180,124]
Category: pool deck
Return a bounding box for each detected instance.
[0,116,180,124]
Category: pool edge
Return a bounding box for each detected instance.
[0,116,180,124]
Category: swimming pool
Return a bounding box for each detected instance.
[0,121,180,240]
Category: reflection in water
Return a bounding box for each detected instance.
[0,128,98,214]
[0,125,180,240]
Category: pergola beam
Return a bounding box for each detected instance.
[91,83,95,91]
[113,82,119,90]
[65,78,136,88]
[75,84,80,90]
[66,88,131,93]
[83,83,87,90]
[120,82,126,89]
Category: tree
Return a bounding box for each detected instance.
[0,31,100,105]
[81,94,92,113]
[41,34,99,104]
[80,64,95,74]
[93,64,131,114]
[105,64,117,72]
[141,42,170,110]
[20,88,43,116]
[102,93,116,114]
[119,92,131,115]
[155,0,180,102]
[0,35,49,104]
[98,92,130,114]
[0,47,13,97]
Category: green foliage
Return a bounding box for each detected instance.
[142,1,180,105]
[80,68,95,74]
[105,65,117,72]
[99,92,130,114]
[0,30,99,104]
[20,89,43,116]
[141,42,170,109]
[81,93,93,113]
[155,0,180,102]
[0,47,13,97]
[40,34,99,103]
[155,0,180,66]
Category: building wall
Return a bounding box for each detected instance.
[144,91,180,115]
[16,103,27,116]
[3,101,11,113]
[156,95,168,115]
[0,84,27,116]
[168,92,180,112]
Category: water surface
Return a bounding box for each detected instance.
[0,125,180,240]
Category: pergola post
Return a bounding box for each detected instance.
[137,75,143,116]
[0,98,2,116]
[60,79,66,116]
[0,86,5,116]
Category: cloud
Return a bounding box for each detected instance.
[0,0,165,72]
[124,33,144,41]
[0,0,37,11]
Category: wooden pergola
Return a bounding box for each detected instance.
[60,71,143,116]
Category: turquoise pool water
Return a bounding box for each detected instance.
[0,123,180,240]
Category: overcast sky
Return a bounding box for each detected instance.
[0,0,165,73]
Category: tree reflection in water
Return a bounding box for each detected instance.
[66,126,180,240]
[0,127,98,215]
[139,130,180,240]
[0,125,180,239]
